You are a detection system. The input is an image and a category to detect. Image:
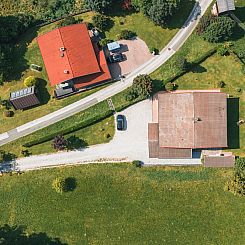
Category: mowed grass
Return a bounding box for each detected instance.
[0,164,244,244]
[169,53,245,156]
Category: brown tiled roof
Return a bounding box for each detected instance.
[157,91,227,149]
[204,155,235,167]
[148,123,192,158]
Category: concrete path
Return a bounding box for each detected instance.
[15,100,201,171]
[0,0,213,147]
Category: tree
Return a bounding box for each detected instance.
[172,56,189,72]
[24,76,38,87]
[52,135,68,151]
[202,16,236,43]
[225,158,245,196]
[0,224,66,244]
[57,16,79,27]
[118,29,136,40]
[52,177,66,193]
[84,0,113,13]
[131,74,153,98]
[92,14,110,31]
[147,0,180,26]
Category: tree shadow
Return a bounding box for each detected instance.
[165,0,196,29]
[234,6,245,23]
[67,135,88,150]
[0,224,67,245]
[152,79,164,94]
[36,78,51,105]
[227,98,240,149]
[190,64,207,73]
[65,177,77,192]
[230,25,245,42]
[6,26,39,82]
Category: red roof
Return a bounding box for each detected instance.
[37,23,110,86]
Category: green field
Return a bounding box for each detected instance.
[0,164,244,244]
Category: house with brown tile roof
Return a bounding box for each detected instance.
[148,90,232,165]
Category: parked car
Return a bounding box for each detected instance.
[116,114,126,131]
[107,53,124,63]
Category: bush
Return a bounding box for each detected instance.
[217,45,229,56]
[118,29,136,40]
[92,14,111,31]
[24,76,38,87]
[100,38,114,47]
[3,110,14,117]
[149,47,159,55]
[52,178,66,194]
[125,90,138,101]
[52,135,68,151]
[216,80,226,88]
[165,82,174,91]
[132,160,142,168]
[172,56,189,72]
[131,74,153,98]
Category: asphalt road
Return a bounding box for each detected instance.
[0,0,213,147]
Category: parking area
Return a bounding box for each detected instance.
[108,38,153,79]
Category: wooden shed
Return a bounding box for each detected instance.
[10,86,40,110]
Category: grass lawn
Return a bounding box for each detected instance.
[29,116,115,156]
[0,164,244,244]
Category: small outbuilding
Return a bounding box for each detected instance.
[107,41,121,53]
[10,86,40,110]
[212,0,235,15]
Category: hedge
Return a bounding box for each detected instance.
[23,109,113,147]
[164,47,217,84]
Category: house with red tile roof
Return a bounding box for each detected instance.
[37,23,111,90]
[148,90,234,166]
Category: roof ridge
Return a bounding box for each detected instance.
[58,28,74,78]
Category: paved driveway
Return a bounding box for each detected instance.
[16,99,201,171]
[109,38,153,79]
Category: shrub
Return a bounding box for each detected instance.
[52,178,66,194]
[235,157,245,179]
[125,90,138,101]
[131,74,152,98]
[217,45,229,56]
[118,29,136,40]
[165,82,174,91]
[3,110,14,117]
[149,47,159,55]
[24,76,38,87]
[0,150,5,163]
[92,14,111,31]
[132,160,142,168]
[216,80,226,88]
[100,38,114,47]
[52,135,68,151]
